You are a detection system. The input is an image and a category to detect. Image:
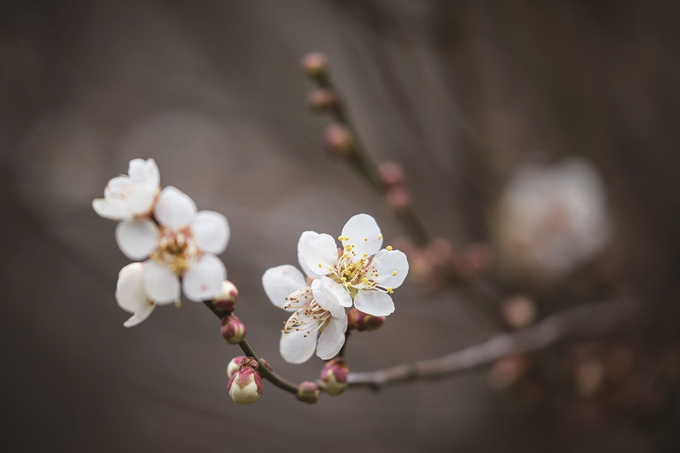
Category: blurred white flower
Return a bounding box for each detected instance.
[263,264,347,363]
[115,262,160,327]
[93,158,160,220]
[495,157,611,277]
[298,213,409,317]
[116,186,230,303]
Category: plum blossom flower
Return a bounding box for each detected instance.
[116,186,229,303]
[298,213,409,317]
[115,262,162,327]
[263,264,347,363]
[93,158,160,220]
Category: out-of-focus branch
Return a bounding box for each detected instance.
[347,298,638,389]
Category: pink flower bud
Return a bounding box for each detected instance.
[306,89,338,113]
[378,161,406,187]
[296,381,321,404]
[320,358,349,395]
[385,185,412,212]
[220,315,246,345]
[302,52,328,78]
[226,355,247,380]
[323,123,355,159]
[348,308,385,332]
[212,280,238,313]
[228,359,263,405]
[501,295,536,330]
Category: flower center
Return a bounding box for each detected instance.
[151,228,198,275]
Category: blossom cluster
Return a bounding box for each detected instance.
[262,214,408,363]
[93,158,230,326]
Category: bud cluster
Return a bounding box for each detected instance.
[228,357,263,405]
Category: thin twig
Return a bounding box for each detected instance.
[347,298,638,389]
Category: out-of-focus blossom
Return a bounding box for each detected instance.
[116,186,229,303]
[93,158,160,220]
[495,158,611,277]
[115,262,161,327]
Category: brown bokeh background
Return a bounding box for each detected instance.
[2,1,680,451]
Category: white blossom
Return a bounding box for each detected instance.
[93,158,160,220]
[116,186,230,303]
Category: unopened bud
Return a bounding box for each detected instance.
[323,123,355,158]
[212,280,238,313]
[378,161,406,187]
[226,355,247,380]
[385,185,412,212]
[296,381,320,404]
[488,355,529,391]
[306,89,338,113]
[501,295,536,330]
[228,359,262,405]
[221,315,246,344]
[302,52,328,78]
[348,308,385,332]
[320,358,349,395]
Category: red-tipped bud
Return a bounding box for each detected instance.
[320,358,349,395]
[226,355,248,380]
[348,308,385,332]
[220,315,246,345]
[212,280,238,313]
[306,89,338,113]
[501,295,536,330]
[228,358,262,405]
[302,52,328,78]
[378,161,406,187]
[296,381,321,404]
[385,185,412,212]
[323,123,355,158]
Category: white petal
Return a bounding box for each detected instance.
[262,265,308,308]
[182,254,227,301]
[312,278,351,315]
[123,303,156,328]
[299,232,338,277]
[354,290,395,317]
[104,176,131,199]
[115,263,147,313]
[370,249,409,289]
[316,315,347,360]
[154,186,197,230]
[115,219,159,260]
[92,198,128,220]
[297,231,318,278]
[128,158,160,186]
[143,261,180,304]
[126,183,158,217]
[341,213,383,259]
[280,328,318,364]
[190,211,230,254]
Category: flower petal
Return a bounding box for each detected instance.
[128,158,160,186]
[354,290,395,317]
[299,232,338,277]
[316,315,347,360]
[341,213,383,259]
[115,263,148,313]
[190,210,230,254]
[280,328,318,364]
[154,186,197,230]
[123,303,156,328]
[182,254,226,301]
[126,183,158,217]
[143,261,180,304]
[312,278,351,315]
[92,198,128,220]
[297,231,318,278]
[115,219,159,260]
[262,265,308,308]
[370,249,409,289]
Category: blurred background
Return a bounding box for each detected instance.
[2,0,680,451]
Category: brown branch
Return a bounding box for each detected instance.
[347,298,639,389]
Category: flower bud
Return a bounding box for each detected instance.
[220,315,246,345]
[501,295,536,330]
[296,381,320,404]
[348,308,385,332]
[385,185,412,212]
[228,358,262,405]
[323,123,355,159]
[378,161,406,188]
[306,88,338,113]
[226,355,247,380]
[212,280,238,313]
[302,52,328,78]
[320,358,349,395]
